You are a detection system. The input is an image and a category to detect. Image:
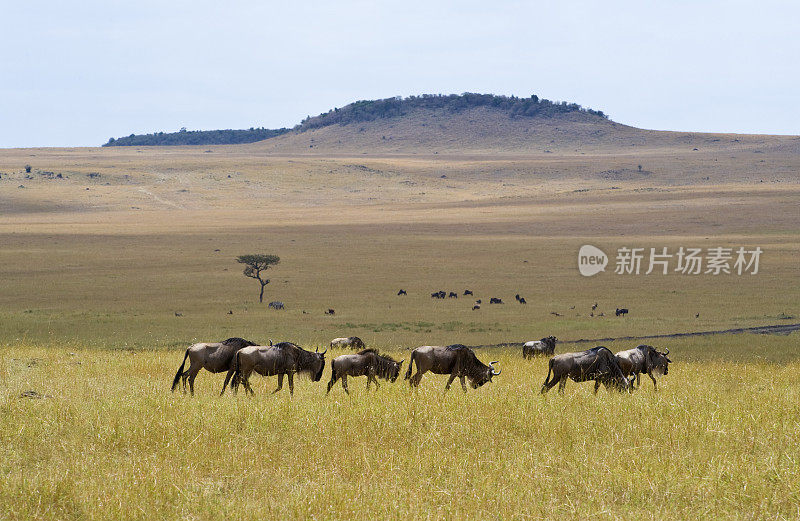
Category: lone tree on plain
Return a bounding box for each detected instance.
[236,254,280,303]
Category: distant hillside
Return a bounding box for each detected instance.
[103,93,608,147]
[103,127,289,147]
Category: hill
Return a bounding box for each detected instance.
[103,127,289,147]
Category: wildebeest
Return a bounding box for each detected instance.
[226,342,326,396]
[519,297,527,304]
[615,345,671,390]
[326,349,404,394]
[269,301,285,310]
[515,294,520,302]
[404,344,500,392]
[472,304,480,310]
[171,337,259,395]
[489,297,503,304]
[397,289,407,296]
[522,336,557,358]
[540,346,630,394]
[615,307,629,317]
[463,290,473,296]
[330,336,366,350]
[431,290,446,299]
[325,308,335,315]
[448,292,458,298]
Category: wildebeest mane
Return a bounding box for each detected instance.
[449,345,490,381]
[221,337,258,349]
[356,348,400,380]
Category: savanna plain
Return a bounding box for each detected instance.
[1,125,799,519]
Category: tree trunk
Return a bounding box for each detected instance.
[259,283,265,303]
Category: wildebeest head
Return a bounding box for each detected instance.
[390,359,405,382]
[311,345,327,381]
[647,346,671,376]
[468,359,501,388]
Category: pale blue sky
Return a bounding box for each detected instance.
[2,0,798,147]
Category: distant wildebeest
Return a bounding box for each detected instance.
[522,336,557,358]
[397,289,407,296]
[515,294,520,302]
[615,308,629,317]
[431,290,446,299]
[592,302,598,311]
[550,311,562,317]
[448,292,458,298]
[472,304,480,310]
[268,301,285,310]
[404,344,500,392]
[540,346,630,395]
[615,345,671,390]
[489,297,503,304]
[325,308,335,315]
[519,297,527,304]
[171,337,259,395]
[330,336,366,350]
[326,349,404,394]
[464,290,473,296]
[475,299,482,304]
[226,342,326,396]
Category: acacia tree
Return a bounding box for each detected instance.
[236,254,280,303]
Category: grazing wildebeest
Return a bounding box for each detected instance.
[397,289,407,296]
[515,294,520,302]
[540,346,630,395]
[519,297,527,304]
[325,308,335,315]
[476,299,482,304]
[615,307,629,317]
[431,290,446,299]
[171,337,259,395]
[404,344,500,392]
[326,349,404,394]
[464,290,473,296]
[227,342,326,396]
[489,297,503,304]
[330,336,366,350]
[448,292,458,299]
[592,302,598,311]
[615,345,671,390]
[522,336,557,358]
[472,304,480,310]
[269,301,285,310]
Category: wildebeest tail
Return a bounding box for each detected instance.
[542,358,554,387]
[171,348,190,392]
[404,351,415,380]
[231,350,242,389]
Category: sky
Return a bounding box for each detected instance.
[2,0,799,148]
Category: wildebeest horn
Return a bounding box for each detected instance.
[269,339,273,346]
[663,348,669,356]
[490,361,501,375]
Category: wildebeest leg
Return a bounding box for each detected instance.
[242,373,255,396]
[460,376,467,393]
[287,373,294,396]
[186,365,201,396]
[341,375,350,395]
[326,372,339,395]
[557,377,567,394]
[220,369,235,396]
[648,371,658,390]
[410,370,423,388]
[636,373,641,388]
[594,380,601,394]
[444,373,457,391]
[272,373,284,394]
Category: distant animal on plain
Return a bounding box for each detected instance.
[695,313,700,318]
[268,301,285,310]
[174,312,183,317]
[404,344,500,392]
[227,310,233,315]
[519,297,527,304]
[463,290,473,296]
[615,308,629,317]
[475,299,482,304]
[522,336,557,358]
[592,302,598,311]
[330,336,366,350]
[325,308,335,315]
[540,346,630,395]
[550,312,562,317]
[397,289,407,296]
[327,349,404,394]
[171,337,259,395]
[431,290,446,299]
[472,304,480,310]
[489,297,503,304]
[515,294,521,302]
[448,292,458,298]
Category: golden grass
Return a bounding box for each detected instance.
[2,346,799,520]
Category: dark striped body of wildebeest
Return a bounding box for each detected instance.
[522,336,557,358]
[269,301,285,310]
[397,289,407,296]
[615,307,629,316]
[540,346,630,394]
[431,290,446,299]
[463,289,473,296]
[171,337,259,395]
[490,297,503,304]
[326,349,404,394]
[615,345,671,390]
[404,344,500,392]
[225,342,326,396]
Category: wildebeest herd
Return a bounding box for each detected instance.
[171,334,671,396]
